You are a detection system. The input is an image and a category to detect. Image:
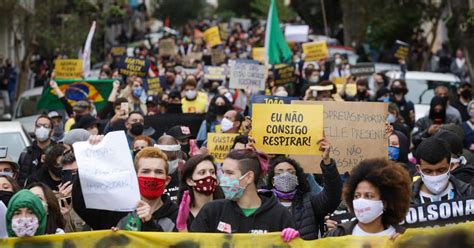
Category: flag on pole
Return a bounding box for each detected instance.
[82,21,96,78]
[264,0,292,65]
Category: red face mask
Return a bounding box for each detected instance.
[193,175,218,195]
[138,176,167,199]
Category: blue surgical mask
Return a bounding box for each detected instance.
[388,146,400,161]
[387,114,396,124]
[132,87,143,98]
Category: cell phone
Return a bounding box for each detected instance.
[120,102,129,116]
[61,170,73,184]
[0,146,7,159]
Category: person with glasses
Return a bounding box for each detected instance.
[18,115,55,187]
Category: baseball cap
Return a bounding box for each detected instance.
[73,100,91,112]
[146,95,160,106]
[166,125,192,140]
[47,111,62,119]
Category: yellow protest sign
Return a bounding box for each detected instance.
[336,83,357,96]
[204,26,222,47]
[252,104,323,155]
[332,77,347,85]
[302,41,329,61]
[55,59,83,79]
[252,47,265,63]
[207,133,238,162]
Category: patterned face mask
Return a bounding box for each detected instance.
[11,216,39,237]
[219,173,248,201]
[273,172,299,193]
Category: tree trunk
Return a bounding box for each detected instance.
[339,0,372,46]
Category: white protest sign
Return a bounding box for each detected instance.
[73,131,140,212]
[229,59,266,91]
[0,201,6,238]
[285,25,309,42]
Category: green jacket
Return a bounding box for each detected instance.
[6,189,47,237]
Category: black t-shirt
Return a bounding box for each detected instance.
[165,171,180,204]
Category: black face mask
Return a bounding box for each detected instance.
[461,89,472,100]
[214,105,228,115]
[130,123,144,136]
[391,87,405,95]
[357,90,367,97]
[61,169,78,184]
[0,190,14,206]
[167,103,183,114]
[50,165,62,178]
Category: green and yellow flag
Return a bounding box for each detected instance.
[265,0,293,65]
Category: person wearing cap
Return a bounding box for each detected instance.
[146,95,161,116]
[155,135,185,204]
[181,76,208,114]
[71,115,99,135]
[64,99,93,132]
[0,155,20,180]
[48,111,65,142]
[18,115,55,187]
[167,125,193,155]
[451,82,472,122]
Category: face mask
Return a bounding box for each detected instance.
[49,165,62,178]
[166,103,183,114]
[35,127,50,142]
[175,75,183,86]
[391,87,404,95]
[224,92,233,103]
[461,90,472,100]
[273,172,299,193]
[0,171,14,178]
[11,216,40,237]
[335,58,342,65]
[214,105,228,116]
[469,111,474,117]
[387,114,396,124]
[219,173,247,201]
[53,124,64,137]
[308,76,319,83]
[353,198,384,224]
[220,118,234,133]
[132,87,143,98]
[168,159,179,174]
[185,90,197,100]
[193,175,218,195]
[388,146,400,161]
[130,123,144,136]
[0,190,14,206]
[420,169,450,194]
[357,90,367,97]
[138,176,167,199]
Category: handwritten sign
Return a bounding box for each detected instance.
[204,66,227,81]
[110,46,127,57]
[291,101,388,174]
[252,47,265,63]
[207,133,238,163]
[211,47,226,65]
[159,39,176,56]
[204,26,222,48]
[252,104,324,155]
[55,59,83,79]
[229,60,266,91]
[73,131,140,211]
[273,64,296,86]
[350,63,376,76]
[302,41,329,62]
[147,77,162,95]
[117,57,150,77]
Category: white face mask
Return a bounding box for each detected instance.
[35,127,50,142]
[335,58,342,65]
[353,198,384,224]
[11,216,40,237]
[220,118,234,133]
[185,90,197,100]
[168,159,179,175]
[420,169,450,195]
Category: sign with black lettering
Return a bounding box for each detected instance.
[110,46,127,57]
[117,57,150,77]
[147,77,162,95]
[273,64,296,86]
[207,133,238,163]
[229,59,266,91]
[350,63,376,77]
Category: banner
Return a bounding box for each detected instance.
[110,46,127,57]
[252,47,265,63]
[204,66,227,81]
[285,25,309,42]
[55,59,83,79]
[1,222,473,248]
[159,39,177,56]
[147,77,162,95]
[204,26,222,47]
[273,64,296,86]
[117,57,150,77]
[303,41,329,62]
[207,133,238,163]
[210,47,226,65]
[291,101,388,174]
[350,63,376,77]
[252,104,323,155]
[248,95,299,116]
[229,59,266,91]
[37,79,114,111]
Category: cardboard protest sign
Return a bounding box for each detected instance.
[207,133,239,163]
[55,59,83,79]
[302,41,329,62]
[393,40,409,60]
[73,131,140,211]
[211,47,226,65]
[204,26,222,47]
[350,63,376,76]
[147,77,162,95]
[273,64,296,86]
[252,47,265,63]
[248,95,299,116]
[285,25,309,42]
[218,23,229,40]
[183,52,203,68]
[110,46,127,57]
[290,101,388,174]
[117,57,150,77]
[159,39,177,56]
[252,104,324,155]
[204,66,227,81]
[229,59,266,91]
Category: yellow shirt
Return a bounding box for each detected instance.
[64,118,75,132]
[181,92,208,113]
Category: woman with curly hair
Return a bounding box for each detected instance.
[324,158,412,237]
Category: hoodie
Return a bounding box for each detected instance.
[6,190,47,237]
[393,130,417,176]
[190,191,294,233]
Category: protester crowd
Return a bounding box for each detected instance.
[0,13,473,245]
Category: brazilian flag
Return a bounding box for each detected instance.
[37,79,114,110]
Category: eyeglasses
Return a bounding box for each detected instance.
[35,123,51,129]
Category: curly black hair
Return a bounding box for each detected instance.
[343,158,412,226]
[267,156,310,194]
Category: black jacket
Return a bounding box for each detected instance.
[291,159,342,240]
[451,163,474,185]
[324,219,405,237]
[17,141,53,187]
[411,176,474,205]
[190,191,294,233]
[393,131,417,176]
